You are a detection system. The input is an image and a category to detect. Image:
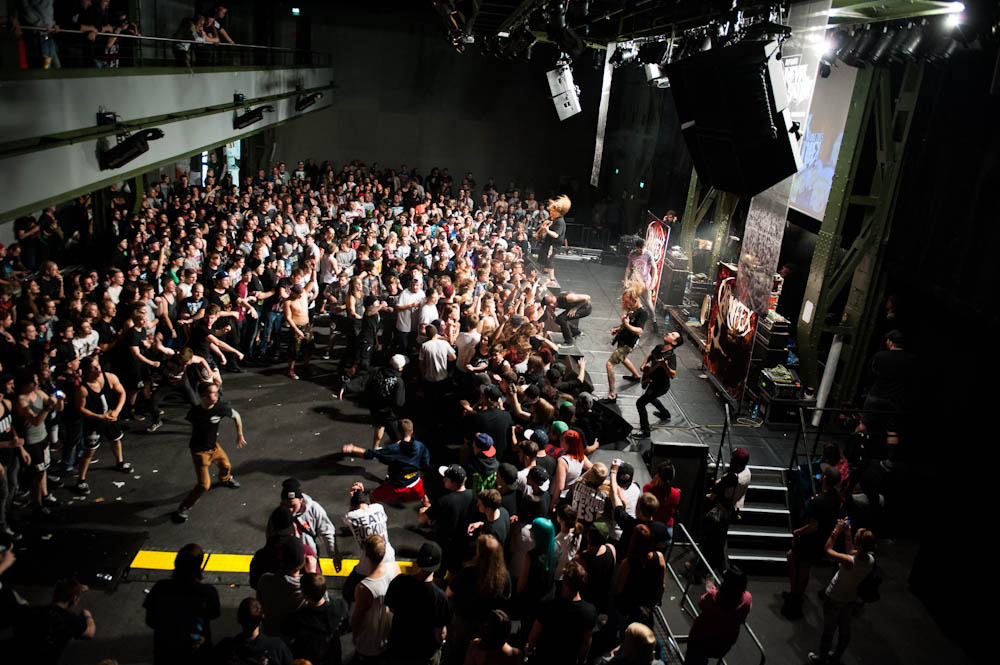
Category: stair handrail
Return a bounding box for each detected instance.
[652,605,688,664]
[665,521,766,665]
[713,403,735,482]
[790,406,818,497]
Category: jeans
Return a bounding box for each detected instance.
[819,598,855,661]
[0,449,21,529]
[60,419,83,471]
[39,33,62,69]
[636,384,669,432]
[181,444,231,509]
[556,302,592,343]
[256,310,283,358]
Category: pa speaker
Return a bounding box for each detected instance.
[546,63,582,121]
[665,40,802,197]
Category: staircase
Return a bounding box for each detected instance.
[728,465,793,574]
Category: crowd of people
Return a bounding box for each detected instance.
[0,154,883,665]
[9,2,233,70]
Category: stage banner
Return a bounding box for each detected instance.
[704,263,758,401]
[735,0,831,314]
[645,211,670,305]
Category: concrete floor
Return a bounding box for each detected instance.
[2,259,973,665]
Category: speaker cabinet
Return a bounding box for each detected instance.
[665,40,802,196]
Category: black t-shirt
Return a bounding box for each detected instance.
[185,401,233,452]
[645,345,676,392]
[547,217,566,243]
[613,506,670,551]
[143,578,221,664]
[213,632,292,665]
[531,596,597,665]
[11,604,89,665]
[429,489,475,550]
[208,287,237,313]
[465,407,514,461]
[280,602,345,665]
[385,575,451,661]
[189,321,214,360]
[615,308,648,348]
[869,349,914,405]
[473,506,511,547]
[180,295,205,319]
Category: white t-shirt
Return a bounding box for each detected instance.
[509,523,535,579]
[420,338,453,382]
[826,552,874,603]
[345,503,395,576]
[417,303,439,329]
[734,467,752,510]
[395,288,423,332]
[455,331,481,373]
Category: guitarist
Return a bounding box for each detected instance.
[635,331,684,438]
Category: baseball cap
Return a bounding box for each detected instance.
[732,448,751,465]
[617,461,635,484]
[551,420,569,435]
[474,432,496,457]
[525,429,549,446]
[438,464,467,484]
[481,384,502,401]
[576,392,595,411]
[523,384,540,400]
[281,477,304,500]
[498,463,518,485]
[390,354,408,370]
[268,505,295,536]
[528,465,550,486]
[214,270,228,280]
[416,542,442,572]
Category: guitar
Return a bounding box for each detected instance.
[535,219,552,240]
[641,350,676,387]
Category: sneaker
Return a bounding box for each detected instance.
[115,461,134,473]
[1,525,22,541]
[287,372,299,380]
[633,429,651,439]
[655,410,672,421]
[173,506,190,523]
[623,374,640,382]
[74,481,91,495]
[42,494,59,506]
[47,473,63,486]
[322,350,331,360]
[807,653,825,664]
[132,412,147,422]
[221,477,241,489]
[146,420,164,433]
[33,504,52,517]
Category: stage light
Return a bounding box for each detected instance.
[839,26,879,67]
[927,37,960,64]
[99,128,164,171]
[945,13,964,28]
[868,27,896,65]
[637,41,669,66]
[291,7,300,16]
[295,92,323,112]
[509,24,537,61]
[892,23,925,62]
[610,42,637,68]
[639,181,645,189]
[233,105,273,130]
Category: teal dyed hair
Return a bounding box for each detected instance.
[531,517,558,573]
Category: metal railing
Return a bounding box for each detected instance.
[712,403,735,482]
[6,26,331,70]
[664,521,767,665]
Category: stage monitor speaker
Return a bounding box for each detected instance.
[665,40,802,197]
[546,64,582,121]
[650,441,710,538]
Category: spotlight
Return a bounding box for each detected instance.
[545,0,584,61]
[609,42,637,68]
[927,37,960,64]
[839,26,879,67]
[818,30,847,77]
[637,41,669,66]
[509,25,537,61]
[868,27,896,65]
[945,13,964,29]
[295,92,323,112]
[233,105,274,130]
[99,128,164,171]
[897,23,926,61]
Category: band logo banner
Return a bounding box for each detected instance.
[644,211,670,306]
[704,263,758,401]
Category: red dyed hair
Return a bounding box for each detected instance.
[562,429,586,461]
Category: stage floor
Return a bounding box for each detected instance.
[5,258,970,665]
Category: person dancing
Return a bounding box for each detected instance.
[605,286,647,401]
[536,195,570,286]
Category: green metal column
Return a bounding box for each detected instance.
[676,167,741,274]
[797,62,924,400]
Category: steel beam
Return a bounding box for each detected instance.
[797,62,923,401]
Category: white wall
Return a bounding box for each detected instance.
[0,66,333,221]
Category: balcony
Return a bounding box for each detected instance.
[0,29,334,221]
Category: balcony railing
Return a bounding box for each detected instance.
[4,26,331,71]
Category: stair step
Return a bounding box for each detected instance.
[737,504,791,528]
[728,548,788,563]
[746,484,787,504]
[728,525,792,538]
[728,524,794,550]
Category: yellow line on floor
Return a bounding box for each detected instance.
[131,550,414,577]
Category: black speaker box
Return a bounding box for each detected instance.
[665,40,802,196]
[649,441,710,537]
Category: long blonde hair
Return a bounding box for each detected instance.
[547,194,571,219]
[469,534,508,600]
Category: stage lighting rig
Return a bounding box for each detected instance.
[610,41,637,68]
[233,105,274,130]
[99,126,165,171]
[295,86,324,112]
[544,0,585,61]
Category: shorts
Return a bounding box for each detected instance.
[371,477,425,503]
[25,441,50,473]
[538,242,555,269]
[861,395,901,433]
[287,323,315,360]
[609,344,634,365]
[84,421,124,451]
